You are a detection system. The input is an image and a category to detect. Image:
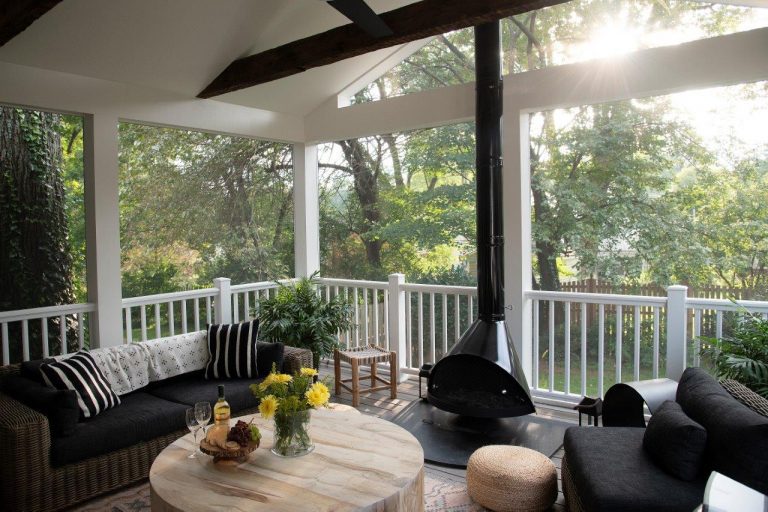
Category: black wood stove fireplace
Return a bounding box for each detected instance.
[426,21,535,419]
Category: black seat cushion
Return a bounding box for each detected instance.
[643,401,707,481]
[146,371,261,413]
[3,375,80,437]
[50,392,188,466]
[564,426,706,512]
[256,341,285,376]
[676,367,768,494]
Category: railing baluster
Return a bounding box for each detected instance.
[533,299,539,391]
[243,292,250,322]
[454,293,460,344]
[353,287,360,347]
[429,292,436,364]
[468,295,474,323]
[140,305,148,341]
[363,288,369,345]
[41,318,49,357]
[580,303,587,397]
[441,293,448,357]
[373,289,379,346]
[715,310,723,340]
[383,289,390,350]
[598,304,605,397]
[418,292,424,369]
[616,305,623,384]
[78,313,85,349]
[653,307,660,379]
[1,323,8,365]
[181,300,188,333]
[58,315,67,355]
[154,304,161,339]
[125,307,133,344]
[548,300,555,393]
[233,293,240,323]
[194,298,201,331]
[406,291,412,368]
[564,301,571,395]
[634,305,641,381]
[693,308,702,366]
[22,319,30,361]
[168,302,175,336]
[206,297,212,325]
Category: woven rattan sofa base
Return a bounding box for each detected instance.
[0,345,311,512]
[561,454,587,512]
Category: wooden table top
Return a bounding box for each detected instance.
[149,407,424,512]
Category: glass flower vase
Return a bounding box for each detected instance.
[271,409,314,457]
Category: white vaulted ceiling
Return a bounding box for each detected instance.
[0,0,418,115]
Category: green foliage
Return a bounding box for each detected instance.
[700,312,768,397]
[258,272,353,368]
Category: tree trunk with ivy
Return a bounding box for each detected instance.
[0,107,75,359]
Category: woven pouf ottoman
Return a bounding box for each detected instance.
[466,445,557,512]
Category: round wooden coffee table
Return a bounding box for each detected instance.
[149,408,424,511]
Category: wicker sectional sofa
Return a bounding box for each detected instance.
[0,338,312,512]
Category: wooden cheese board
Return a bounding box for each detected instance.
[199,438,260,464]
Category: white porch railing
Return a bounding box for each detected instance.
[4,275,768,408]
[0,303,96,364]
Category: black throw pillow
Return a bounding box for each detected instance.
[20,358,55,384]
[643,400,707,481]
[256,341,285,376]
[3,375,80,437]
[205,320,259,379]
[40,351,121,419]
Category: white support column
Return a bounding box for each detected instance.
[213,278,232,325]
[293,143,320,277]
[83,113,123,348]
[666,285,688,380]
[388,273,409,382]
[503,107,534,384]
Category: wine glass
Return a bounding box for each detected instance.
[185,408,201,458]
[195,401,212,437]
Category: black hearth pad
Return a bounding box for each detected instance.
[392,400,570,468]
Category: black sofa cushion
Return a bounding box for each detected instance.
[3,375,80,437]
[676,367,768,494]
[643,400,707,481]
[146,370,261,412]
[20,358,54,383]
[256,341,285,377]
[564,427,706,512]
[50,392,188,467]
[205,320,259,379]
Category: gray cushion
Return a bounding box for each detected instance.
[564,427,706,512]
[643,401,707,481]
[50,392,188,466]
[676,367,768,494]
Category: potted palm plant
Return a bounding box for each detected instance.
[258,272,353,369]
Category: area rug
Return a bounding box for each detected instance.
[71,468,487,511]
[392,400,569,467]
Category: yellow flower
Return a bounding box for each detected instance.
[305,382,330,408]
[259,395,278,419]
[272,373,293,384]
[300,367,318,377]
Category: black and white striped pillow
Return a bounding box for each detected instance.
[40,351,121,419]
[204,320,259,379]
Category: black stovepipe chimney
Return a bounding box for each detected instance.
[426,21,534,418]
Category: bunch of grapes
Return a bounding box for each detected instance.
[227,420,251,447]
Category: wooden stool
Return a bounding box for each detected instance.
[334,345,397,407]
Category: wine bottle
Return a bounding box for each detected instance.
[214,385,231,426]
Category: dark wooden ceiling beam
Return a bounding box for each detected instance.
[198,0,568,98]
[0,0,63,47]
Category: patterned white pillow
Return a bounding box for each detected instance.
[143,330,209,382]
